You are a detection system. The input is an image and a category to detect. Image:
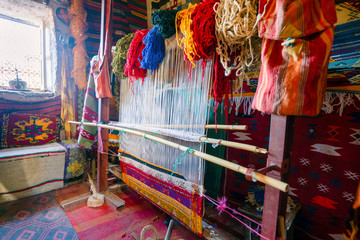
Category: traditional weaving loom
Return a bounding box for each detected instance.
[69,0,340,239]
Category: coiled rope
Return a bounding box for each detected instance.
[214,0,258,77]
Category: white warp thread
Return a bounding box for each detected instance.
[109,122,206,142]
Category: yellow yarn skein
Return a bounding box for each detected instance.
[176,4,199,68]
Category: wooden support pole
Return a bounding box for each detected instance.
[97,98,109,192]
[261,115,295,240]
[97,0,109,192]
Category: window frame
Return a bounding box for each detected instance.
[0,14,45,90]
[0,0,58,95]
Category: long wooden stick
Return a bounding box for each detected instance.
[199,137,267,154]
[109,122,266,154]
[69,121,286,192]
[110,121,248,131]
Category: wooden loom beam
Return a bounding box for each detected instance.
[108,123,266,153]
[109,122,248,131]
[69,121,288,192]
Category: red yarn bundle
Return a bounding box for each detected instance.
[189,0,235,123]
[190,0,218,60]
[213,51,237,124]
[124,29,150,88]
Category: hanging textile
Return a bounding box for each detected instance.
[60,48,75,140]
[78,58,99,148]
[252,0,337,116]
[93,0,113,98]
[69,0,89,90]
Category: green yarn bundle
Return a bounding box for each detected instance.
[151,9,178,38]
[112,33,135,77]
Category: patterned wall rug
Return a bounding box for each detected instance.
[0,191,78,240]
[224,94,360,240]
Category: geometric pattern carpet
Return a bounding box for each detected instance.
[0,191,78,240]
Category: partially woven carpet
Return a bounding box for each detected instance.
[0,191,78,240]
[0,143,66,203]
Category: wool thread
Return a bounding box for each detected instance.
[140,26,165,72]
[176,4,199,68]
[112,33,135,77]
[190,0,219,60]
[151,9,178,38]
[214,0,258,77]
[124,29,150,91]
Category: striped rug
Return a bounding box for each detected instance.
[0,143,66,204]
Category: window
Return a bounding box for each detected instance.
[0,0,57,93]
[0,16,43,89]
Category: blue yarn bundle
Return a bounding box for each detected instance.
[140,26,165,72]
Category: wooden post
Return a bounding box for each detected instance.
[97,0,109,192]
[261,115,295,240]
[97,98,109,192]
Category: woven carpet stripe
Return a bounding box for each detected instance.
[0,179,63,195]
[0,153,65,162]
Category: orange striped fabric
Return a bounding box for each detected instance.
[252,27,334,116]
[258,0,337,39]
[252,0,337,116]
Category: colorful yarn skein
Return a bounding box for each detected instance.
[151,9,178,38]
[112,33,135,77]
[124,29,150,88]
[140,26,165,72]
[176,4,199,68]
[190,0,219,60]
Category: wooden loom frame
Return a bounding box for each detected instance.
[91,0,295,239]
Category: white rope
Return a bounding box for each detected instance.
[214,0,258,78]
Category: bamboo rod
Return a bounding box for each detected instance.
[69,121,287,192]
[200,137,268,154]
[109,121,248,131]
[108,122,267,154]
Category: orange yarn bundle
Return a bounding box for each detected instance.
[69,0,89,90]
[176,4,198,68]
[124,29,150,89]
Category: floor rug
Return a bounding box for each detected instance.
[0,191,78,240]
[64,188,200,240]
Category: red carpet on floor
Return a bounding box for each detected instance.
[64,189,200,240]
